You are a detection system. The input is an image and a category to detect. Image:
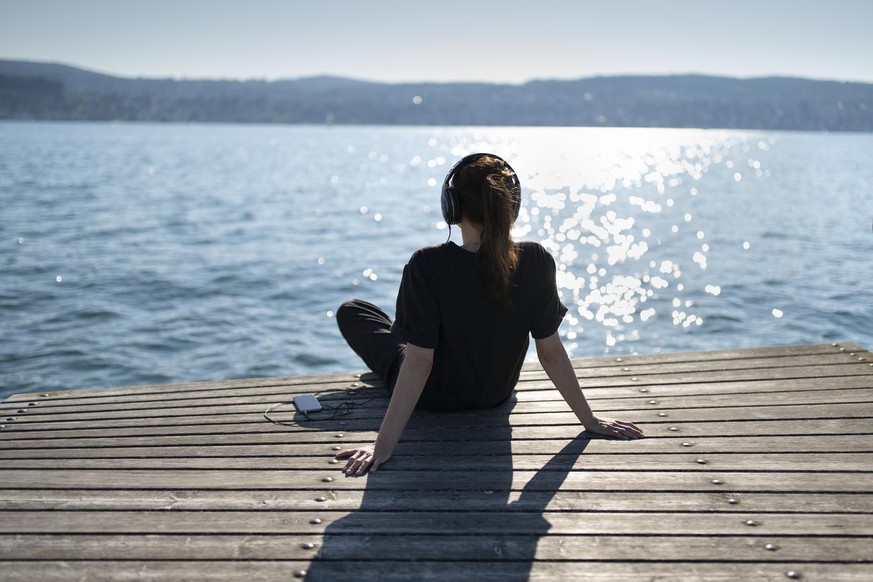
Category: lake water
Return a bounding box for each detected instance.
[1,122,871,400]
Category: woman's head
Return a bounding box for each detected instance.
[440,154,520,227]
[442,154,521,305]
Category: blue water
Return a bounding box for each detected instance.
[1,122,872,400]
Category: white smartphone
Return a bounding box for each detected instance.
[292,394,323,413]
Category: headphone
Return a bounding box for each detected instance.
[440,153,522,225]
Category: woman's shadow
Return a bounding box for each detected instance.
[304,392,592,581]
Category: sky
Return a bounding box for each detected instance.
[1,0,872,84]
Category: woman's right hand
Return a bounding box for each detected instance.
[335,442,393,476]
[584,416,644,439]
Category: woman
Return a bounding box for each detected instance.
[336,153,643,476]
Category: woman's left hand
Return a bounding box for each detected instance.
[335,443,393,476]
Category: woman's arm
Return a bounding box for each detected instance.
[535,331,643,439]
[336,343,434,475]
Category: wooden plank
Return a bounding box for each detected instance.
[1,510,871,536]
[515,374,873,401]
[2,452,871,472]
[1,533,870,562]
[1,489,870,513]
[0,510,873,537]
[518,341,865,370]
[1,418,872,450]
[536,352,872,380]
[3,406,873,442]
[0,561,870,582]
[3,342,866,405]
[2,401,872,438]
[0,374,873,435]
[11,354,873,413]
[1,469,872,493]
[4,360,869,422]
[2,434,870,459]
[0,342,869,582]
[2,371,365,403]
[518,362,873,387]
[7,386,873,426]
[8,368,872,417]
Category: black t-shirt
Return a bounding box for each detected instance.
[391,241,568,411]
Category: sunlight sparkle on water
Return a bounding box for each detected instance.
[508,128,756,354]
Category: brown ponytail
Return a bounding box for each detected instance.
[453,156,519,306]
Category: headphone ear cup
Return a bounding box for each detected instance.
[510,175,521,221]
[441,186,461,225]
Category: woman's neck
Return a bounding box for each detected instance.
[459,220,482,252]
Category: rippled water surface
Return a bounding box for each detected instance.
[1,122,871,399]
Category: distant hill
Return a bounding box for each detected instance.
[1,59,872,131]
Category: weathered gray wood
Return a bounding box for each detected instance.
[3,342,865,405]
[520,351,872,382]
[1,533,870,562]
[519,361,873,387]
[1,434,870,459]
[2,417,872,451]
[2,371,366,403]
[1,510,871,535]
[0,561,870,582]
[1,469,872,493]
[1,489,871,513]
[8,367,872,419]
[2,402,871,438]
[3,412,873,445]
[515,374,873,401]
[2,342,871,582]
[7,355,870,415]
[7,387,873,428]
[2,452,871,472]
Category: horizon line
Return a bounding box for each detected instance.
[3,57,872,87]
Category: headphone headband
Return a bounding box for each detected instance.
[440,153,521,225]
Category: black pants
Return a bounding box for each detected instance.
[336,299,405,393]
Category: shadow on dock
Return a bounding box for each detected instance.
[305,396,592,581]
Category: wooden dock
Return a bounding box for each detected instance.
[1,342,872,581]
